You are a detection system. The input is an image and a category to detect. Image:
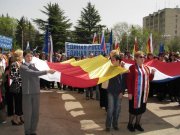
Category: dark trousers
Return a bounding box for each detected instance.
[99,88,108,109]
[13,92,23,116]
[5,91,14,116]
[40,79,50,89]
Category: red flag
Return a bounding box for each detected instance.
[132,37,138,56]
[146,33,153,54]
[100,31,106,51]
[92,33,98,44]
[114,37,120,52]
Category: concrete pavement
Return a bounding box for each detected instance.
[0,89,179,135]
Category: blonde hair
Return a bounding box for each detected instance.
[14,49,23,61]
[134,51,144,58]
[110,50,119,57]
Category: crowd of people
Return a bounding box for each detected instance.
[0,48,179,134]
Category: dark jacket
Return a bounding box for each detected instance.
[107,73,126,96]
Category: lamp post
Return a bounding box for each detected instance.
[19,25,23,50]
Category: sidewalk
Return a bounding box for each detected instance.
[0,89,179,135]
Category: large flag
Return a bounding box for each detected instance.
[146,33,153,54]
[43,26,53,62]
[32,55,127,88]
[132,37,138,56]
[114,37,120,52]
[100,31,106,51]
[26,41,30,50]
[32,55,180,88]
[123,59,180,83]
[92,33,98,44]
[108,30,113,50]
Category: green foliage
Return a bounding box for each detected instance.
[16,17,41,50]
[112,22,163,55]
[0,14,17,38]
[34,3,72,51]
[167,37,180,52]
[74,2,103,43]
[0,14,18,50]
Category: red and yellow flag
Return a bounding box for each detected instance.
[48,55,127,88]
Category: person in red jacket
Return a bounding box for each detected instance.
[127,51,155,132]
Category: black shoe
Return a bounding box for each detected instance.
[11,120,22,126]
[134,124,144,131]
[20,117,24,123]
[127,123,135,132]
[105,127,110,132]
[30,133,37,135]
[113,126,119,131]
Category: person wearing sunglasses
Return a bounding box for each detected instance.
[127,51,155,132]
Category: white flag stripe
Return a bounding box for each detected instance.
[31,57,61,82]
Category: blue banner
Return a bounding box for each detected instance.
[65,42,110,57]
[0,35,12,49]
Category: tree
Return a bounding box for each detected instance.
[74,2,103,43]
[167,37,180,52]
[112,22,132,52]
[0,14,18,49]
[16,17,42,50]
[0,14,17,37]
[112,22,162,55]
[34,3,72,51]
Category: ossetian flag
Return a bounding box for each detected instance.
[31,56,180,88]
[31,56,127,88]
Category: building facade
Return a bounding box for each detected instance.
[143,8,180,40]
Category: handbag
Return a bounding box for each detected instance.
[9,81,21,93]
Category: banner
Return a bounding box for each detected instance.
[65,42,110,57]
[0,35,13,49]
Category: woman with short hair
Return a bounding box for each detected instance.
[127,51,155,132]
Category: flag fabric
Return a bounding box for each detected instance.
[33,46,38,52]
[159,43,164,54]
[92,33,98,44]
[123,59,180,82]
[43,26,49,54]
[100,31,106,51]
[26,41,30,50]
[114,37,120,52]
[32,55,127,88]
[146,33,153,54]
[43,26,53,62]
[132,37,138,56]
[32,55,180,88]
[48,35,53,62]
[108,30,113,50]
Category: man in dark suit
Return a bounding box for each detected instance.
[20,50,55,135]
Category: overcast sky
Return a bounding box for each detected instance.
[0,0,180,29]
